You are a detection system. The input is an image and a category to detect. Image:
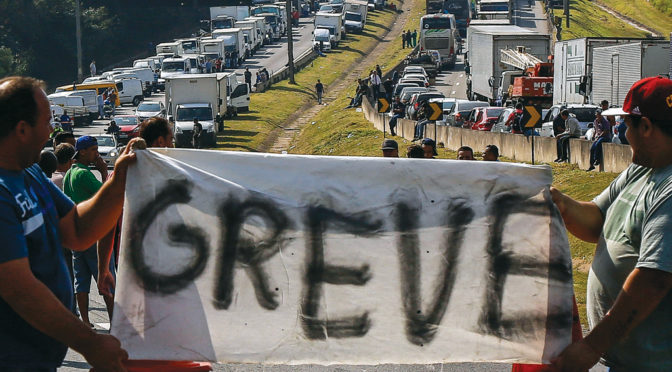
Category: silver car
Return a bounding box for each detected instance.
[94,134,121,168]
[135,101,166,122]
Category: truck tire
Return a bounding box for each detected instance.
[132,96,142,106]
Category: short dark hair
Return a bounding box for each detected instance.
[485,144,499,158]
[0,76,44,139]
[54,143,75,165]
[457,146,473,154]
[515,103,523,110]
[38,150,57,178]
[139,117,172,146]
[560,109,570,117]
[53,132,75,147]
[407,144,424,158]
[600,100,609,106]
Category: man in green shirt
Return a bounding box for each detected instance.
[63,136,114,327]
[550,77,672,371]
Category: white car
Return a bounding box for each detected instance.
[135,101,166,121]
[540,104,599,137]
[402,66,428,79]
[94,134,121,168]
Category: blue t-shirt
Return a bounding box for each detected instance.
[0,164,75,369]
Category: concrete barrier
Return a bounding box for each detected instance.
[569,139,593,170]
[603,142,633,173]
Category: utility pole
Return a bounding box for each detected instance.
[75,0,83,82]
[564,0,570,28]
[286,0,296,84]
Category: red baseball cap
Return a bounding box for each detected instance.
[601,76,672,121]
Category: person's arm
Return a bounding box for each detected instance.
[58,140,137,251]
[97,227,116,297]
[0,258,128,370]
[551,267,672,371]
[550,187,604,243]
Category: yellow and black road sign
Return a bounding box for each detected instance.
[522,105,542,128]
[377,98,390,113]
[428,102,442,121]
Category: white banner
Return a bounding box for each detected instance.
[112,149,573,365]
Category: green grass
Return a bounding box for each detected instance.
[214,7,401,151]
[555,0,650,40]
[600,0,672,36]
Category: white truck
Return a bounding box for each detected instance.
[344,0,368,33]
[177,38,200,55]
[591,40,670,106]
[155,41,180,56]
[313,28,332,51]
[47,93,91,125]
[211,15,236,31]
[165,73,250,147]
[133,58,158,72]
[112,78,145,106]
[552,37,652,105]
[245,16,270,45]
[111,67,158,96]
[235,20,262,52]
[315,12,343,47]
[210,5,250,21]
[213,28,246,66]
[465,25,550,103]
[252,5,285,36]
[160,56,198,81]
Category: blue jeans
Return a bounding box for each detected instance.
[415,119,428,139]
[389,114,402,134]
[590,137,610,165]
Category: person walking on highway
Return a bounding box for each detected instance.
[215,57,222,72]
[315,79,324,104]
[60,110,72,132]
[192,118,203,149]
[89,60,96,77]
[245,67,253,92]
[411,29,417,47]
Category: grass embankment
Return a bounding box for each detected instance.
[554,0,650,39]
[599,0,672,37]
[290,0,429,157]
[215,7,401,151]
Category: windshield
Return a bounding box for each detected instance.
[95,136,116,147]
[264,15,277,25]
[442,0,470,19]
[315,31,330,41]
[421,17,452,29]
[571,108,597,122]
[212,19,234,29]
[134,61,149,68]
[485,108,504,117]
[345,13,361,21]
[331,0,344,4]
[320,5,333,11]
[176,107,213,121]
[114,117,138,125]
[442,101,456,111]
[162,61,185,72]
[137,102,160,111]
[182,40,197,50]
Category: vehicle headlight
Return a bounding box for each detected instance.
[110,149,118,157]
[175,126,183,134]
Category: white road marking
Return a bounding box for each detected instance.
[95,322,110,330]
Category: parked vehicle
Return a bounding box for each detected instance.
[403,66,429,78]
[213,28,246,65]
[251,5,286,35]
[49,90,98,122]
[155,41,180,56]
[441,0,472,37]
[470,106,505,130]
[313,28,332,51]
[55,81,120,107]
[539,103,599,136]
[319,4,335,12]
[398,77,429,87]
[211,15,237,31]
[113,78,145,106]
[210,5,250,23]
[114,115,142,144]
[399,87,429,103]
[235,20,262,51]
[437,97,457,124]
[329,0,345,13]
[133,58,158,72]
[419,14,459,69]
[393,83,417,98]
[160,57,193,80]
[406,91,445,119]
[110,67,158,96]
[465,25,550,103]
[315,12,343,46]
[445,99,489,126]
[135,101,166,121]
[490,107,515,132]
[47,93,90,126]
[406,51,440,77]
[343,0,368,33]
[591,40,669,107]
[94,134,121,168]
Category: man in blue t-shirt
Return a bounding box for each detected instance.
[0,76,133,371]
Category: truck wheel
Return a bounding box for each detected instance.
[132,96,142,106]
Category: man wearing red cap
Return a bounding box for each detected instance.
[550,77,672,371]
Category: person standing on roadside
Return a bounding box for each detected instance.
[383,77,394,104]
[89,60,96,77]
[60,111,72,132]
[192,118,203,149]
[550,76,672,372]
[244,67,253,92]
[411,29,417,47]
[369,70,381,102]
[402,29,407,48]
[0,76,130,372]
[315,79,324,104]
[63,136,115,327]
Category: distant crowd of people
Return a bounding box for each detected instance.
[380,137,499,162]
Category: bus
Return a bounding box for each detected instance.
[441,0,472,37]
[419,14,459,68]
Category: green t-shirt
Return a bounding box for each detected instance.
[63,163,102,204]
[589,164,672,371]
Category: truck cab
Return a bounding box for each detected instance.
[313,28,332,51]
[211,15,236,31]
[113,78,145,106]
[172,103,217,147]
[343,11,364,33]
[177,38,200,55]
[315,12,342,46]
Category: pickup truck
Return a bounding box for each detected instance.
[405,52,438,78]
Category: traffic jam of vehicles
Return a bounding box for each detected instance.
[390,0,670,141]
[48,0,381,164]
